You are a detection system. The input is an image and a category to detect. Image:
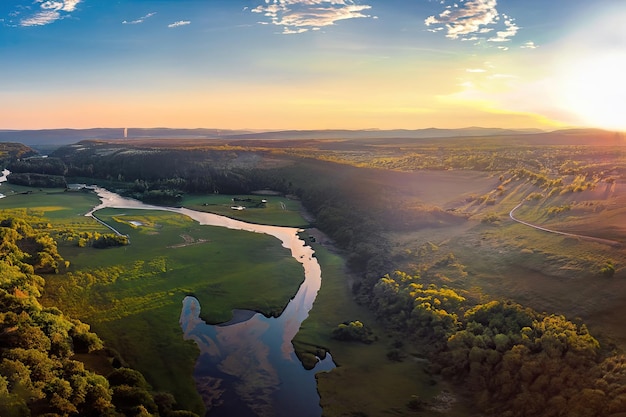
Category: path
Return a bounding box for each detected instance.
[509,202,621,247]
[89,212,126,237]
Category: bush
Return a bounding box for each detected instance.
[331,321,376,344]
[108,368,150,390]
[601,261,616,278]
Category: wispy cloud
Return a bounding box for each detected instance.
[488,15,518,43]
[168,20,191,28]
[521,41,538,49]
[19,0,82,27]
[122,12,157,25]
[425,0,523,48]
[251,0,373,34]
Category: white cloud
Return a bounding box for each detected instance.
[488,16,518,42]
[19,0,82,26]
[251,0,373,34]
[521,41,538,49]
[37,0,80,12]
[466,68,486,73]
[20,11,60,26]
[425,0,498,39]
[425,0,521,48]
[122,12,157,25]
[168,20,191,28]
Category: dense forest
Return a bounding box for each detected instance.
[4,137,626,415]
[0,214,197,417]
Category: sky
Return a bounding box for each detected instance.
[0,0,625,131]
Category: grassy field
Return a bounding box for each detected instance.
[180,193,308,227]
[0,187,309,415]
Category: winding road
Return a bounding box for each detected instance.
[509,201,621,247]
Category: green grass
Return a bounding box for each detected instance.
[293,241,465,416]
[181,193,309,227]
[1,189,308,415]
[0,187,99,215]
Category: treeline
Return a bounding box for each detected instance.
[7,173,67,189]
[56,230,129,249]
[370,270,626,416]
[51,142,257,196]
[3,156,68,189]
[7,158,67,176]
[0,143,38,167]
[0,215,197,417]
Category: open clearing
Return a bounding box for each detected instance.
[180,193,307,227]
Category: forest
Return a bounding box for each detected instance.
[2,132,626,416]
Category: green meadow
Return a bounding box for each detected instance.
[0,187,307,415]
[181,193,308,227]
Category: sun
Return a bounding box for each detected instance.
[559,52,626,131]
[554,6,626,132]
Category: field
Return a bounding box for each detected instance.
[0,185,308,415]
[180,193,308,227]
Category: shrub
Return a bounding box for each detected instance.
[331,321,376,344]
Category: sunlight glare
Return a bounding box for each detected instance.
[560,52,626,131]
[555,6,626,131]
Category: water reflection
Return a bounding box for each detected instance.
[181,296,334,417]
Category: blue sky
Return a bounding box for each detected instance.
[1,0,624,131]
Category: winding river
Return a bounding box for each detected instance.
[88,188,335,416]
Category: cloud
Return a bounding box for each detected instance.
[251,0,373,34]
[168,20,191,28]
[425,0,498,39]
[19,0,82,27]
[466,68,486,73]
[521,41,538,49]
[122,12,157,25]
[488,15,518,43]
[425,0,521,47]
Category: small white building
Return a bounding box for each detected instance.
[67,184,87,191]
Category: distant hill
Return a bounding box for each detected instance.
[2,127,625,148]
[219,127,545,140]
[0,127,543,146]
[0,128,254,146]
[515,128,626,146]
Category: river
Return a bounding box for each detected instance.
[0,169,9,198]
[88,188,335,416]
